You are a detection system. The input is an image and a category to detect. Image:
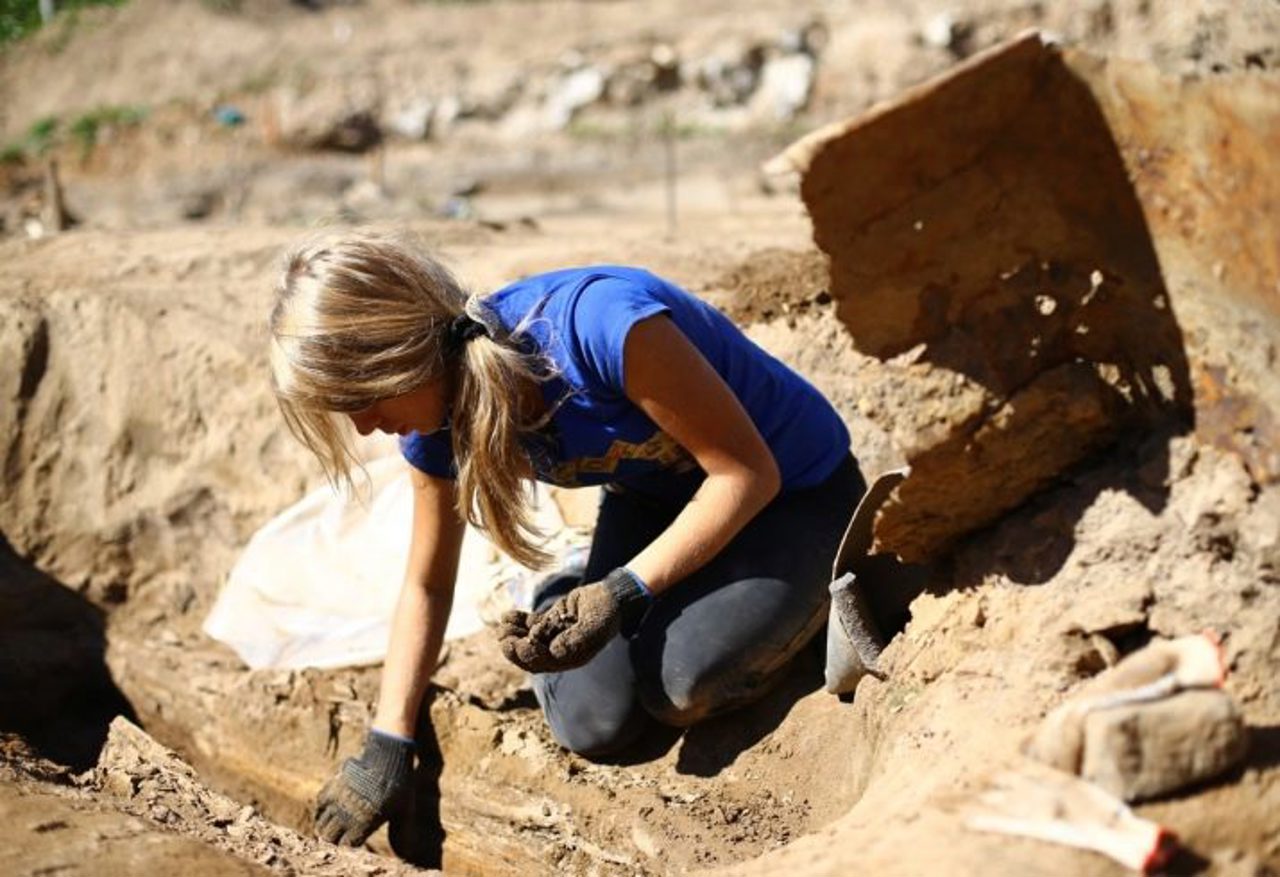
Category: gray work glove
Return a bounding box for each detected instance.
[498,568,652,674]
[314,728,415,846]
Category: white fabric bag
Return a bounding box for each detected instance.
[203,456,573,670]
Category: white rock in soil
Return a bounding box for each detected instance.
[751,53,816,121]
[386,97,434,141]
[434,94,462,138]
[922,12,959,49]
[544,66,607,129]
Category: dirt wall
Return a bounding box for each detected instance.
[3,4,1279,876]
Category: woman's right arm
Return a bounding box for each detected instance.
[372,466,466,739]
[314,466,464,845]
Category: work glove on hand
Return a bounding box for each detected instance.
[498,568,652,674]
[314,728,415,847]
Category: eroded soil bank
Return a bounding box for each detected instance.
[2,1,1279,875]
[4,211,1278,876]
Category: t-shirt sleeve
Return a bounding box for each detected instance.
[399,430,456,479]
[569,275,672,395]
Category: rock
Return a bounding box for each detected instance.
[650,44,681,90]
[342,179,386,212]
[434,94,462,138]
[751,53,815,121]
[1080,689,1249,801]
[779,20,829,57]
[695,44,767,107]
[544,66,607,130]
[606,44,681,106]
[921,11,975,56]
[103,767,136,799]
[207,795,242,826]
[922,13,958,50]
[631,823,661,859]
[385,97,434,141]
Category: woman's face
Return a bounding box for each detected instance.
[348,377,451,437]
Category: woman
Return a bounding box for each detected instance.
[269,229,864,847]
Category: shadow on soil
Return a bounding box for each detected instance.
[674,638,828,778]
[0,531,138,770]
[947,422,1191,593]
[1243,724,1280,773]
[390,692,447,869]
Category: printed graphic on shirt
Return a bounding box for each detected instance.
[544,429,697,486]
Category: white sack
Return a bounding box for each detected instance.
[203,456,574,670]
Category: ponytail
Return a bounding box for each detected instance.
[451,299,553,568]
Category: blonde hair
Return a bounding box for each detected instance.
[269,228,552,567]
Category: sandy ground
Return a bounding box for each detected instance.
[2,0,1279,875]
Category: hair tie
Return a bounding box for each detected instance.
[447,313,490,351]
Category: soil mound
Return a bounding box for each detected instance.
[2,2,1279,876]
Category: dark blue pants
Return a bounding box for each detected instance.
[532,456,865,757]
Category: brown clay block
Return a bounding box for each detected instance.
[1080,689,1249,802]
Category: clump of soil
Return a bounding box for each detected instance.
[709,246,830,325]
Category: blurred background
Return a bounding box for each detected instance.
[2,0,1273,238]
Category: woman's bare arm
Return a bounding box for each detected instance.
[372,467,466,738]
[621,315,781,593]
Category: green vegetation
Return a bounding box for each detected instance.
[27,115,59,152]
[68,104,147,153]
[0,0,127,47]
[3,116,60,163]
[197,0,241,14]
[2,105,147,163]
[0,0,39,43]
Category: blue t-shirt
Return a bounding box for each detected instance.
[400,266,849,500]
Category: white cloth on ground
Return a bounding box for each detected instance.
[203,455,582,670]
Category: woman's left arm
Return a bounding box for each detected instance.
[497,313,782,674]
[620,314,781,593]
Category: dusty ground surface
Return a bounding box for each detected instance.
[2,1,1279,875]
